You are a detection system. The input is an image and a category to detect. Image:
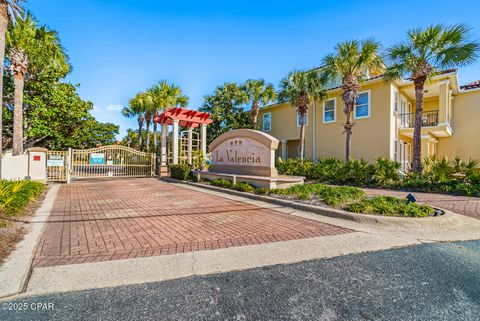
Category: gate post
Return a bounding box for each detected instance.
[151,153,156,176]
[201,124,207,165]
[66,148,72,184]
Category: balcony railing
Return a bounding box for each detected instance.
[399,110,439,128]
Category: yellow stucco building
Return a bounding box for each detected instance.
[258,69,480,171]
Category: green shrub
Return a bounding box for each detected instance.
[276,158,314,178]
[431,157,453,182]
[0,180,45,217]
[345,196,434,217]
[316,186,365,207]
[270,183,363,207]
[169,164,191,180]
[372,157,401,186]
[336,159,374,185]
[310,157,343,181]
[255,188,270,195]
[209,179,234,188]
[233,182,255,193]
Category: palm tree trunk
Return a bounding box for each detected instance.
[412,79,425,173]
[145,122,151,151]
[299,114,306,161]
[345,109,353,162]
[12,74,25,156]
[252,101,259,129]
[0,4,8,176]
[137,120,143,148]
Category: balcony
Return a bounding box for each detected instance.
[399,110,439,128]
[398,109,452,138]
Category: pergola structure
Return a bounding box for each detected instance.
[154,107,213,169]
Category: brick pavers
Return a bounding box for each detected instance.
[34,179,353,268]
[363,188,480,219]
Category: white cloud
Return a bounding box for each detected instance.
[92,105,101,112]
[106,104,123,112]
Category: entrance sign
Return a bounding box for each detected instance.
[47,154,64,167]
[90,153,105,165]
[47,159,64,167]
[209,129,279,177]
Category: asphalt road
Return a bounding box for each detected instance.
[2,241,480,321]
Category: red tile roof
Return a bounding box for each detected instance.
[460,80,480,91]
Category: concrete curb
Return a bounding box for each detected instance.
[161,177,461,228]
[0,184,59,299]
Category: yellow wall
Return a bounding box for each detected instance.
[437,90,480,159]
[259,74,480,163]
[260,80,394,162]
[315,81,393,162]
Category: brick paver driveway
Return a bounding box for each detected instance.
[363,187,480,220]
[34,179,352,267]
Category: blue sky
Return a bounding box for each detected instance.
[28,0,480,139]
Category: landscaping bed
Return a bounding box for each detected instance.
[0,180,46,265]
[202,179,437,218]
[276,157,480,197]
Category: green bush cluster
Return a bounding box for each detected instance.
[276,156,480,197]
[346,196,434,218]
[169,164,191,180]
[398,157,480,197]
[270,184,364,207]
[203,179,433,218]
[210,179,234,188]
[277,157,400,186]
[0,180,45,217]
[209,179,255,192]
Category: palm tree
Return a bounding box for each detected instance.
[278,70,325,161]
[0,0,24,173]
[385,24,479,172]
[122,92,149,149]
[321,38,384,161]
[148,80,189,149]
[241,79,276,129]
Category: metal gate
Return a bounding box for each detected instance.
[46,150,69,182]
[71,145,155,179]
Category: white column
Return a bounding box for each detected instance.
[201,124,207,163]
[281,140,287,160]
[172,120,179,164]
[187,128,193,165]
[160,125,168,166]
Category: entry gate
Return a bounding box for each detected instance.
[46,150,69,182]
[71,145,155,179]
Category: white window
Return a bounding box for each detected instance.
[297,113,308,127]
[354,91,371,119]
[323,98,336,123]
[393,88,399,113]
[262,113,271,131]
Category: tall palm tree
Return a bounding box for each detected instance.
[6,14,67,156]
[321,38,384,161]
[0,0,24,174]
[122,92,149,149]
[148,80,189,149]
[241,79,276,129]
[385,24,479,172]
[278,70,325,161]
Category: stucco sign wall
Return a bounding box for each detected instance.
[208,129,279,177]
